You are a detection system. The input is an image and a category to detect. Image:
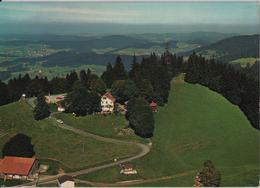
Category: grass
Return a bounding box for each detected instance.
[54,113,146,143]
[230,57,259,68]
[76,77,259,186]
[0,179,29,187]
[0,101,140,172]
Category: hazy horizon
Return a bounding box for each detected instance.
[0,2,259,35]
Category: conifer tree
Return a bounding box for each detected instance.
[34,93,50,120]
[126,98,154,138]
[112,56,127,81]
[101,63,113,88]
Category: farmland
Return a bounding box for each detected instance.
[230,57,259,68]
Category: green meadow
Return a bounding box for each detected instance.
[0,101,139,173]
[230,57,259,68]
[76,78,259,186]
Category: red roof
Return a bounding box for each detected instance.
[0,156,36,176]
[150,101,157,107]
[103,92,116,102]
[56,96,64,100]
[122,164,134,170]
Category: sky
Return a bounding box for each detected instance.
[0,2,259,34]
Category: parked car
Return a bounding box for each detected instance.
[56,119,64,124]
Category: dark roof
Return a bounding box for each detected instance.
[121,164,134,169]
[58,175,74,184]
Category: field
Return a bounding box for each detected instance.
[54,113,146,143]
[0,101,140,173]
[76,78,259,186]
[230,57,259,68]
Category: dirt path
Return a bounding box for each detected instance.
[74,170,195,187]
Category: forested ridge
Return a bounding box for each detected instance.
[0,51,258,130]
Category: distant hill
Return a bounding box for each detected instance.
[182,34,259,62]
[0,51,140,70]
[0,35,161,53]
[132,32,237,45]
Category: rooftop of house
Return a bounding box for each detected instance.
[150,101,157,107]
[121,164,135,170]
[102,92,116,102]
[58,175,74,184]
[0,156,36,176]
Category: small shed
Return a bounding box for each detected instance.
[149,101,158,112]
[57,175,75,188]
[120,164,137,175]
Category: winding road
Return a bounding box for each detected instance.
[20,98,151,186]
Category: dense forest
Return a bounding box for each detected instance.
[0,51,258,130]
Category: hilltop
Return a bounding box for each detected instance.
[75,78,259,186]
[183,34,259,63]
[0,101,140,179]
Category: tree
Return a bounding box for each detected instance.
[65,71,78,91]
[65,81,100,116]
[112,56,127,81]
[34,93,50,120]
[129,55,141,80]
[194,160,221,187]
[126,98,154,138]
[0,80,9,106]
[135,78,153,100]
[2,133,35,157]
[50,77,68,94]
[111,80,138,104]
[101,63,113,88]
[90,78,106,94]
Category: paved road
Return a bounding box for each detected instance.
[20,98,151,186]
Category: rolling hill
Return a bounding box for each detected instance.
[75,77,259,186]
[183,34,259,63]
[0,101,140,175]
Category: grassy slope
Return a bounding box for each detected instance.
[54,113,146,143]
[0,101,139,171]
[230,57,259,68]
[77,79,259,186]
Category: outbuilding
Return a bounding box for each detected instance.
[57,175,75,188]
[0,156,39,181]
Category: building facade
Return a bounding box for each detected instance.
[101,92,116,114]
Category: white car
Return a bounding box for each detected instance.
[56,119,64,124]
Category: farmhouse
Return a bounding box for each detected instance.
[57,175,75,188]
[149,101,158,112]
[120,164,137,175]
[101,92,116,114]
[0,156,39,181]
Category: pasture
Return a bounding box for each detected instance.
[76,78,259,186]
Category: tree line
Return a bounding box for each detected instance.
[183,53,259,130]
[0,51,258,130]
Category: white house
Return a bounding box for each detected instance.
[101,92,116,114]
[57,105,65,112]
[57,175,75,188]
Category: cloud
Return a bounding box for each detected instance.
[0,5,144,24]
